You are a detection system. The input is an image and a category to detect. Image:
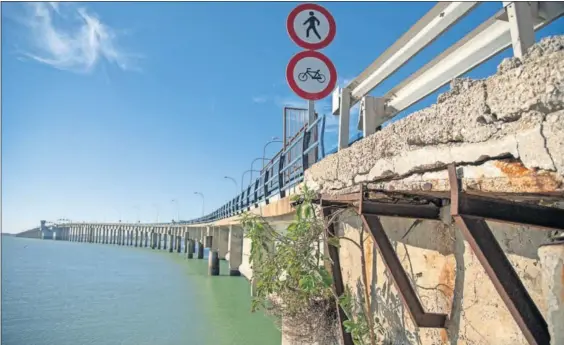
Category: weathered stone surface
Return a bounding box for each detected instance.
[306,36,564,194]
[516,125,555,171]
[543,110,564,175]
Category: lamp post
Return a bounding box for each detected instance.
[263,137,282,168]
[224,176,238,193]
[194,192,205,217]
[171,199,179,222]
[250,157,271,181]
[241,169,260,192]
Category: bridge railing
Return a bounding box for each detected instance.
[184,1,564,225]
[182,115,325,224]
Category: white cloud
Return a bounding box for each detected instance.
[20,3,137,74]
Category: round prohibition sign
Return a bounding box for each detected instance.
[287,3,336,50]
[286,50,337,101]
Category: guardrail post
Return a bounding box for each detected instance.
[263,169,269,204]
[504,1,535,58]
[338,88,351,151]
[278,152,286,198]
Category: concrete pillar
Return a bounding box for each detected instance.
[197,240,204,259]
[208,250,220,276]
[134,230,138,247]
[205,235,213,249]
[130,229,134,246]
[217,228,229,260]
[186,239,194,259]
[184,231,189,253]
[158,232,162,250]
[228,225,244,276]
[145,230,149,247]
[164,232,168,250]
[169,232,174,253]
[539,241,564,345]
[176,235,181,253]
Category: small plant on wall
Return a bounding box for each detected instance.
[240,186,383,345]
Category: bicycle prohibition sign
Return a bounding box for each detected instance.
[298,68,326,83]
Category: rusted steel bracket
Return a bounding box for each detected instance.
[323,206,355,345]
[360,214,448,328]
[447,164,553,345]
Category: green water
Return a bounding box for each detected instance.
[1,236,281,345]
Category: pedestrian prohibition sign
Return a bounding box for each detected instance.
[287,3,336,50]
[286,50,337,101]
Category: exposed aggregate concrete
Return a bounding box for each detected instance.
[306,36,564,194]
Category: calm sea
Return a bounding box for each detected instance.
[1,236,280,345]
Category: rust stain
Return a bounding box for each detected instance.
[561,265,564,302]
[491,160,561,193]
[440,329,449,344]
[438,259,456,308]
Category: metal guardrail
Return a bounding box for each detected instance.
[182,115,326,224]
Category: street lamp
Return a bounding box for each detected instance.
[194,192,205,217]
[224,176,238,192]
[263,137,282,168]
[241,169,260,192]
[250,157,271,181]
[171,199,180,222]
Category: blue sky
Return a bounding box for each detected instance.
[2,2,563,233]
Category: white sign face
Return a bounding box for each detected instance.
[287,4,336,50]
[292,56,331,94]
[286,50,337,101]
[293,10,331,45]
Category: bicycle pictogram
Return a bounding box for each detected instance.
[298,68,326,83]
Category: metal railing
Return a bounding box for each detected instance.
[182,115,326,224]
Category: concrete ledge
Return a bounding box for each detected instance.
[305,36,564,195]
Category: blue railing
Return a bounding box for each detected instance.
[182,114,327,224]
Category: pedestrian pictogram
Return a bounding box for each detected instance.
[286,50,337,101]
[287,3,336,50]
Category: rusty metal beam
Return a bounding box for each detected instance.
[361,214,447,328]
[456,193,564,230]
[323,207,355,345]
[361,201,440,220]
[448,164,549,345]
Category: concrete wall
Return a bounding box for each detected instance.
[332,209,551,345]
[297,36,564,345]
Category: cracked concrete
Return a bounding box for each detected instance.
[305,36,564,194]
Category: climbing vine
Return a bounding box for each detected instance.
[241,186,382,345]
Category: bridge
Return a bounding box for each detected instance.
[19,3,564,345]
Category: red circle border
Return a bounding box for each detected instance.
[286,3,336,50]
[286,50,337,101]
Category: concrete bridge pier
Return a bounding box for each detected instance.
[163,232,168,250]
[208,250,220,276]
[134,230,138,247]
[176,235,181,253]
[227,225,243,276]
[217,227,229,260]
[144,230,149,247]
[157,232,162,250]
[129,229,134,246]
[186,239,194,259]
[197,239,204,259]
[168,232,174,253]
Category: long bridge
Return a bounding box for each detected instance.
[18,3,564,345]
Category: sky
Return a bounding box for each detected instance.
[2,2,563,233]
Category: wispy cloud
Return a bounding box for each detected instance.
[19,3,138,74]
